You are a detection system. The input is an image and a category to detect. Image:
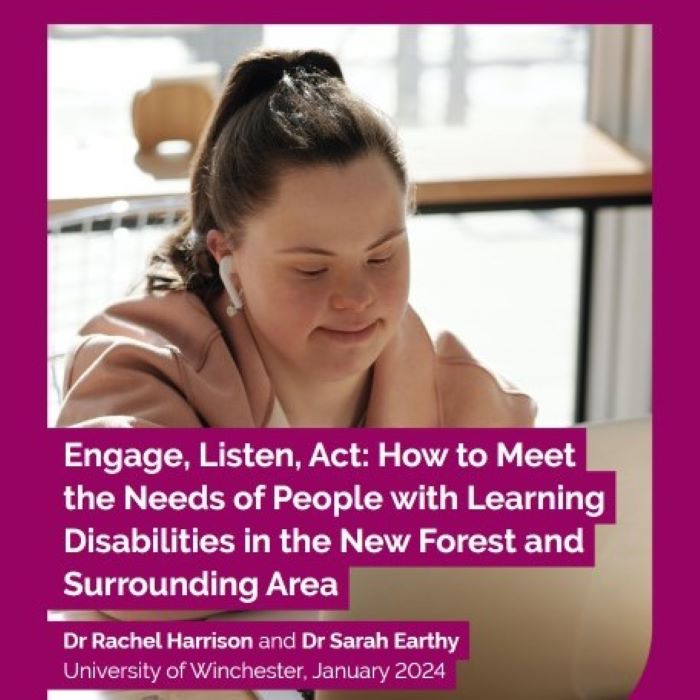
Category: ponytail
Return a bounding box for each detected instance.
[146,48,406,301]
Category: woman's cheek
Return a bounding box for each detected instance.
[272,280,326,328]
[379,264,410,316]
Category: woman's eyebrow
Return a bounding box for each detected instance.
[278,228,406,256]
[366,228,406,251]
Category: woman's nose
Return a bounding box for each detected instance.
[330,274,375,312]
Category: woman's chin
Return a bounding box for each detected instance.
[305,322,388,374]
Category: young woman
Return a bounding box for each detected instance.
[57,48,535,429]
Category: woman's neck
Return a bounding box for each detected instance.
[272,367,372,428]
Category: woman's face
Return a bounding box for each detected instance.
[234,153,410,383]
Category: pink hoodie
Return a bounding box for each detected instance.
[57,291,536,428]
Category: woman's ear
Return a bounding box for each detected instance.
[206,229,231,263]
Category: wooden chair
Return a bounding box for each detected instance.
[132,81,215,154]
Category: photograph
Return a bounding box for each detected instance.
[47,23,651,699]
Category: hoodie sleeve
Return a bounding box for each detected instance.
[435,331,538,427]
[56,334,203,428]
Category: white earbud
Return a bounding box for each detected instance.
[218,255,244,317]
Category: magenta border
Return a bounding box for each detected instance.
[7,3,686,697]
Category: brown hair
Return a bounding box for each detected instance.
[146,48,410,301]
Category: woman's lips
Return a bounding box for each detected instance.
[316,321,379,344]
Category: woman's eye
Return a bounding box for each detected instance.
[368,255,392,266]
[295,267,328,278]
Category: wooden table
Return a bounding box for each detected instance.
[407,123,650,211]
[48,122,650,215]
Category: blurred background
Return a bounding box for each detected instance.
[47,24,651,427]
